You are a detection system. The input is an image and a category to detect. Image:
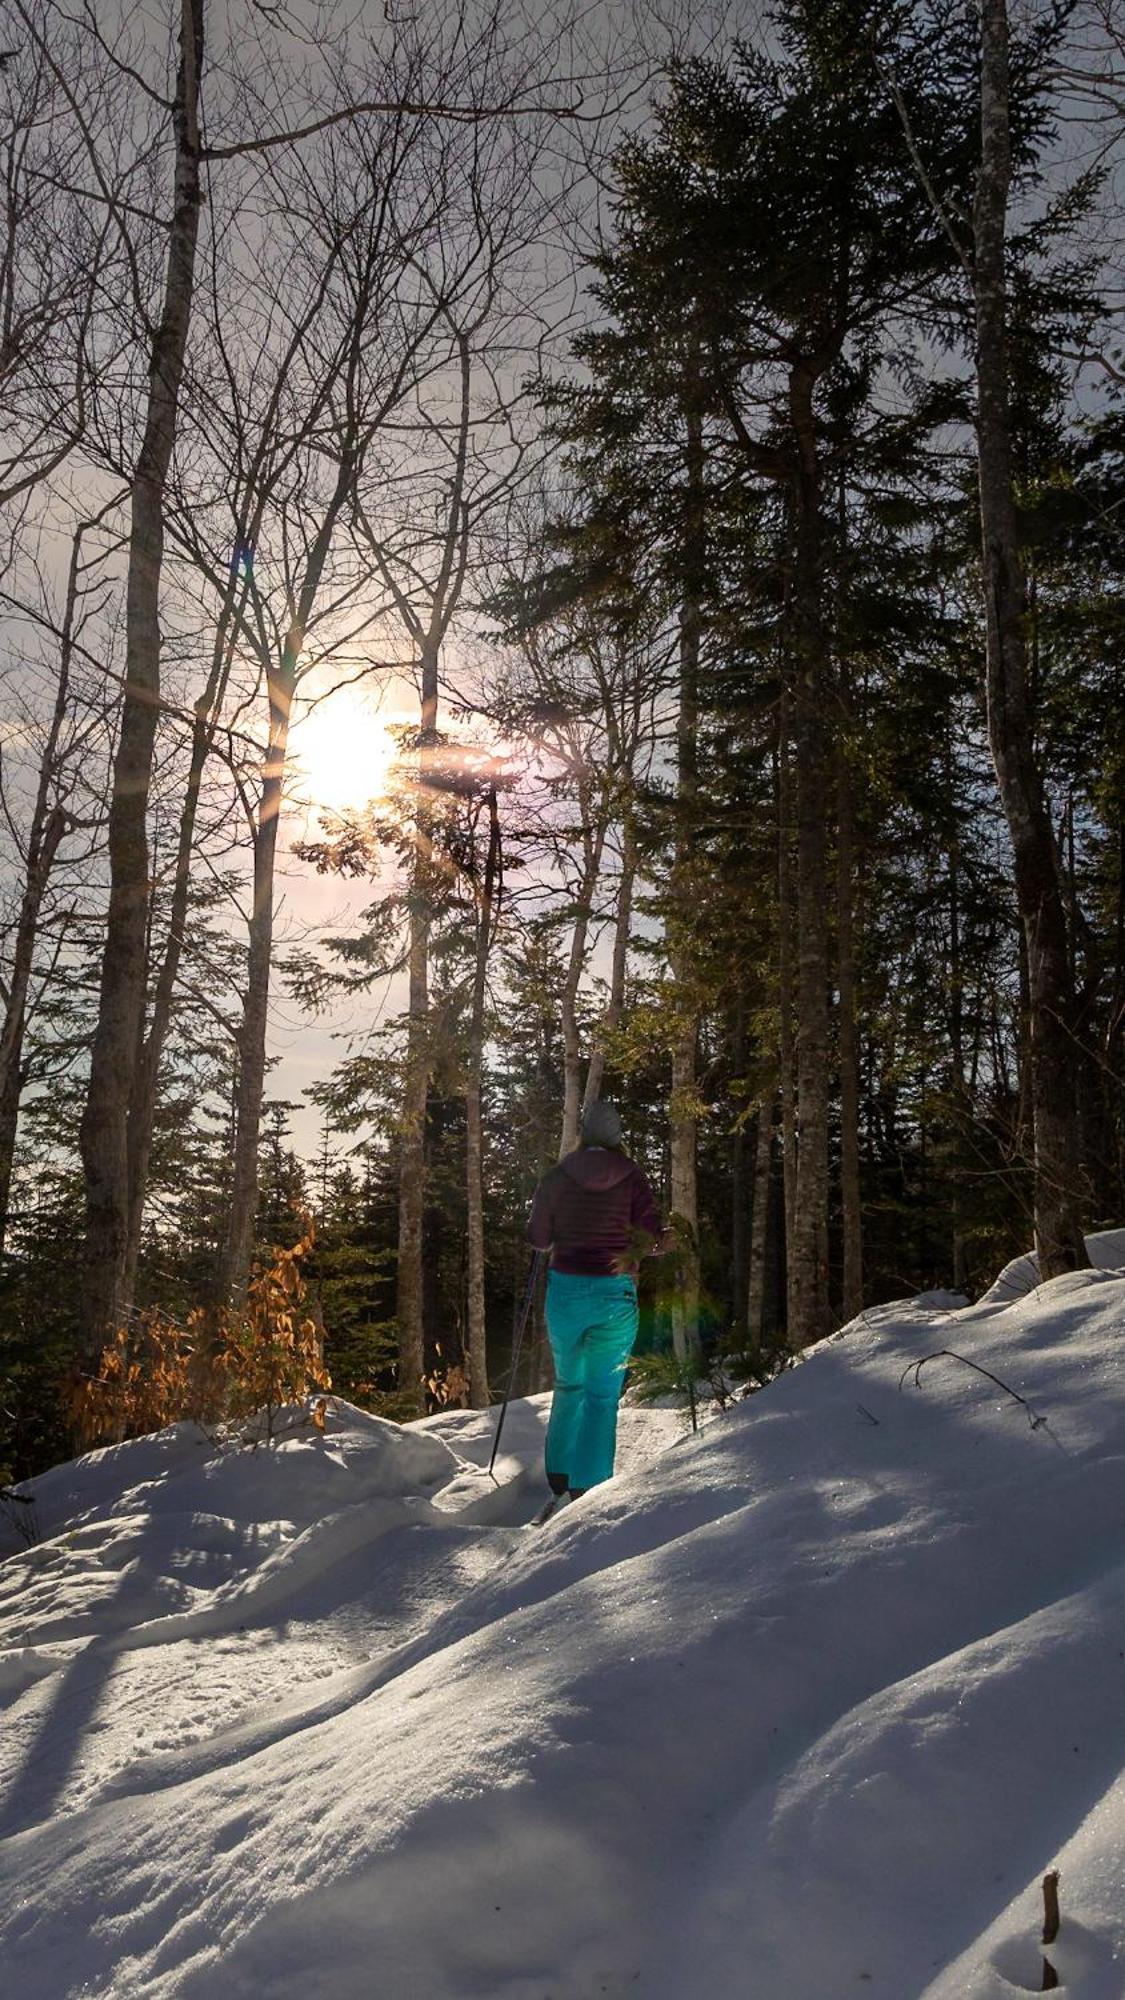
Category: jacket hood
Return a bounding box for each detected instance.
[559,1146,634,1192]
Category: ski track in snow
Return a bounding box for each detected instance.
[2,1235,1125,1998]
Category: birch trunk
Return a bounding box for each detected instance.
[558,801,607,1158]
[220,638,296,1304]
[974,0,1088,1277]
[396,890,430,1410]
[78,0,204,1355]
[395,631,442,1412]
[582,805,636,1111]
[465,785,500,1409]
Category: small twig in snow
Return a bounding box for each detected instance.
[898,1349,1064,1449]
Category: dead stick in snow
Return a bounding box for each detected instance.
[1042,1869,1060,1990]
[898,1349,1061,1445]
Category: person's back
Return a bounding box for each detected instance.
[526,1143,662,1277]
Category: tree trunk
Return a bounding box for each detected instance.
[396,632,442,1412]
[123,587,243,1300]
[582,803,636,1111]
[746,1099,775,1357]
[777,696,797,1319]
[787,360,833,1348]
[221,442,357,1308]
[0,520,85,1246]
[465,784,500,1409]
[669,379,704,1363]
[220,642,296,1304]
[558,802,607,1158]
[974,0,1088,1277]
[729,998,749,1345]
[396,888,430,1411]
[836,733,862,1322]
[78,0,204,1356]
[0,811,68,1245]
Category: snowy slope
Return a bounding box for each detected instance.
[2,1255,1125,1999]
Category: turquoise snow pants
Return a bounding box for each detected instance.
[543,1270,639,1492]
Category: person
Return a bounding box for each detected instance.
[526,1100,669,1500]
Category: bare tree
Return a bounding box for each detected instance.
[0,511,112,1242]
[0,12,108,510]
[76,0,205,1354]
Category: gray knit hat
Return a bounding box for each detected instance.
[580,1099,623,1147]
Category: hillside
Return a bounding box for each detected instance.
[3,1241,1125,1998]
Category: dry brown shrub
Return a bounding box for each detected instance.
[70,1228,331,1451]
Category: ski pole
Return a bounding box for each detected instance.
[488,1249,544,1478]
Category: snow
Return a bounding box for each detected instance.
[3,1256,1125,1997]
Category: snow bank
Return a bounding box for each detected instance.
[976,1225,1125,1307]
[3,1271,1125,1997]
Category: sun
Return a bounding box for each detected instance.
[292,687,403,815]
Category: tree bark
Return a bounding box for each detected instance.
[78,0,204,1355]
[777,696,798,1316]
[219,638,296,1304]
[558,792,607,1158]
[220,428,358,1307]
[0,809,68,1244]
[746,1099,775,1357]
[974,0,1088,1278]
[395,627,443,1413]
[0,520,85,1246]
[465,784,500,1409]
[122,583,243,1300]
[729,997,749,1344]
[582,802,636,1111]
[669,384,704,1363]
[787,359,833,1348]
[836,732,863,1322]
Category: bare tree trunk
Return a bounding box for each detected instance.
[746,1098,775,1356]
[220,641,296,1304]
[0,519,86,1245]
[730,998,749,1344]
[974,0,1088,1278]
[0,811,68,1243]
[220,420,359,1307]
[122,587,242,1300]
[559,802,607,1158]
[582,804,636,1110]
[669,382,704,1362]
[395,627,443,1413]
[396,891,430,1411]
[78,0,204,1355]
[836,733,863,1321]
[465,784,500,1409]
[788,360,833,1349]
[777,696,797,1320]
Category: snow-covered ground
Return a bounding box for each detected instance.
[3,1235,1125,1998]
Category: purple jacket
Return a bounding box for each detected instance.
[526,1147,667,1276]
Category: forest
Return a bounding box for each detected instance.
[1,0,1123,1488]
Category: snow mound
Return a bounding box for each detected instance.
[976,1226,1125,1307]
[3,1270,1125,1997]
